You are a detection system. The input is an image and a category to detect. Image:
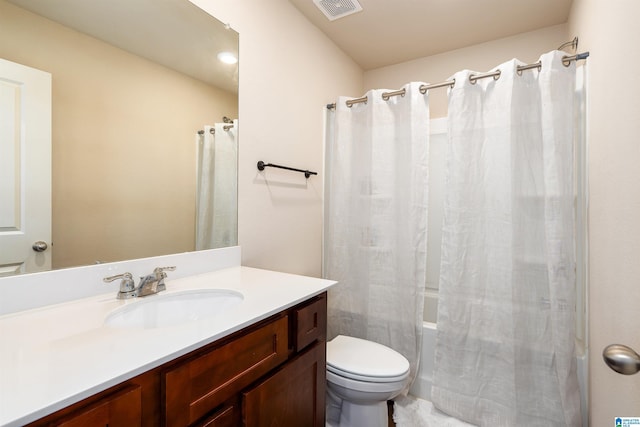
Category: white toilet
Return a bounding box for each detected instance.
[326,335,410,427]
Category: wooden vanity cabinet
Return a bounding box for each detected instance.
[54,385,142,427]
[242,295,327,427]
[26,374,159,427]
[26,292,327,427]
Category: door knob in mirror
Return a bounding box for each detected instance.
[32,241,48,252]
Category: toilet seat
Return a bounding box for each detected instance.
[327,335,410,383]
[327,364,409,383]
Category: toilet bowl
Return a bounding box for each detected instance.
[326,335,410,427]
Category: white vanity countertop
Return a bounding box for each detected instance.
[0,266,336,427]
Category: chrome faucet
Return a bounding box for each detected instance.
[104,266,176,299]
[137,266,176,297]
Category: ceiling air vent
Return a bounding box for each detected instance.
[313,0,363,21]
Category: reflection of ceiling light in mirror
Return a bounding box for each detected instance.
[217,52,238,64]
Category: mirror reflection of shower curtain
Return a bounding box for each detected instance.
[195,121,238,250]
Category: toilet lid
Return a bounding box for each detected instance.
[327,335,410,382]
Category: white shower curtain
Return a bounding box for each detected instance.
[195,121,238,250]
[324,82,429,391]
[432,51,582,426]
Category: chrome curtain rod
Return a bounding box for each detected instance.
[326,51,589,110]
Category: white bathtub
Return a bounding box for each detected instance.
[409,322,588,427]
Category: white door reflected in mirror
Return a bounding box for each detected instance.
[0,58,51,276]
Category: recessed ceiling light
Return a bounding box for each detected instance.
[217,52,238,64]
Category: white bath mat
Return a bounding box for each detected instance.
[393,395,477,427]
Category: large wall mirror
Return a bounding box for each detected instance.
[0,0,239,274]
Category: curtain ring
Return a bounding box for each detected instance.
[382,88,406,101]
[346,97,368,108]
[469,70,500,85]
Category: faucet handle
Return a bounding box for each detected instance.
[151,266,176,293]
[103,272,134,287]
[153,266,176,276]
[103,272,137,299]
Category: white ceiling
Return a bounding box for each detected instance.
[288,0,573,70]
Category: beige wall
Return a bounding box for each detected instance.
[569,0,640,423]
[190,0,363,277]
[364,24,569,118]
[0,1,237,269]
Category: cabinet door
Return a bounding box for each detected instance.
[243,342,325,427]
[56,385,141,427]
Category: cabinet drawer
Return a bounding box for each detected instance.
[295,295,327,351]
[57,385,141,427]
[164,315,289,427]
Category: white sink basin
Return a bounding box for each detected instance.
[105,289,243,329]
